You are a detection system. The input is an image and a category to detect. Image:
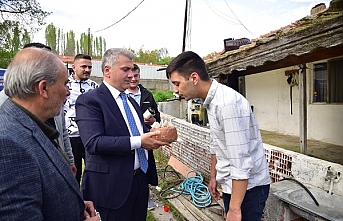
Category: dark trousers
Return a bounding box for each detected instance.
[97,169,149,221]
[222,184,270,221]
[70,136,85,186]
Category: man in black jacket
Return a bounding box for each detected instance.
[126,64,161,210]
[126,64,161,129]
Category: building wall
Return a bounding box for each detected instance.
[89,60,171,91]
[160,112,343,195]
[245,61,343,146]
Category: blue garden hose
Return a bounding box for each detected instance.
[170,170,212,208]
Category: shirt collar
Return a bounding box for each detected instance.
[103,80,121,99]
[69,75,90,83]
[11,100,59,141]
[125,86,141,96]
[203,79,218,109]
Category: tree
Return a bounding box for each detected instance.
[0,0,50,67]
[65,30,76,56]
[45,23,57,53]
[131,47,173,65]
[0,0,51,28]
[0,20,31,68]
[44,24,106,57]
[93,36,106,58]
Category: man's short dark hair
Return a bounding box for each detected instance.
[23,43,51,51]
[132,64,140,72]
[166,51,210,81]
[74,54,92,62]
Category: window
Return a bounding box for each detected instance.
[313,58,343,103]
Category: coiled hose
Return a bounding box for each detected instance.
[159,166,212,208]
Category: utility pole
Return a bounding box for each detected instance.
[182,0,189,52]
[87,28,91,56]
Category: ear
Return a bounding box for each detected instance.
[190,72,199,85]
[103,65,111,78]
[37,80,49,98]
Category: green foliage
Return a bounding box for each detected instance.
[93,36,106,58]
[130,47,173,65]
[0,20,31,68]
[150,90,174,102]
[0,0,50,67]
[146,211,158,221]
[45,23,57,53]
[0,0,51,28]
[44,24,106,56]
[65,30,76,56]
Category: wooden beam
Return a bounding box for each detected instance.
[299,64,307,154]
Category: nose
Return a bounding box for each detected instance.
[128,69,133,78]
[173,85,179,93]
[66,88,71,97]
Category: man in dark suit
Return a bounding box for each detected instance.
[0,47,99,221]
[126,63,161,210]
[76,48,170,221]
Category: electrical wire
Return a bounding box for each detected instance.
[92,0,145,33]
[203,0,241,25]
[223,0,257,38]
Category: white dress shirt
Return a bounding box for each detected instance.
[103,81,148,170]
[203,79,271,194]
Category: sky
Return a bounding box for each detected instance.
[32,0,331,58]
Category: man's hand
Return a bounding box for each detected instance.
[208,177,220,201]
[144,116,156,125]
[226,208,242,221]
[70,165,77,177]
[84,201,96,219]
[141,131,171,150]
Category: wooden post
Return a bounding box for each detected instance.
[299,64,307,154]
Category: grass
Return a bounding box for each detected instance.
[146,211,158,221]
[152,150,186,221]
[150,89,174,102]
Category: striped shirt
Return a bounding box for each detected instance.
[203,79,271,194]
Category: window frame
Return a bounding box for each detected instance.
[312,56,343,104]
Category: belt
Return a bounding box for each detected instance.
[133,168,141,175]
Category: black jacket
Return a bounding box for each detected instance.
[138,84,161,129]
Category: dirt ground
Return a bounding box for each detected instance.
[149,187,178,221]
[260,130,343,165]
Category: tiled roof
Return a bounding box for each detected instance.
[205,1,343,76]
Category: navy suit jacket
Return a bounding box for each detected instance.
[75,83,158,209]
[0,99,84,220]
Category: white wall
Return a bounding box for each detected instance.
[90,60,167,80]
[245,62,343,146]
[246,68,300,135]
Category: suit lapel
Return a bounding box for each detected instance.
[98,84,130,134]
[98,84,146,133]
